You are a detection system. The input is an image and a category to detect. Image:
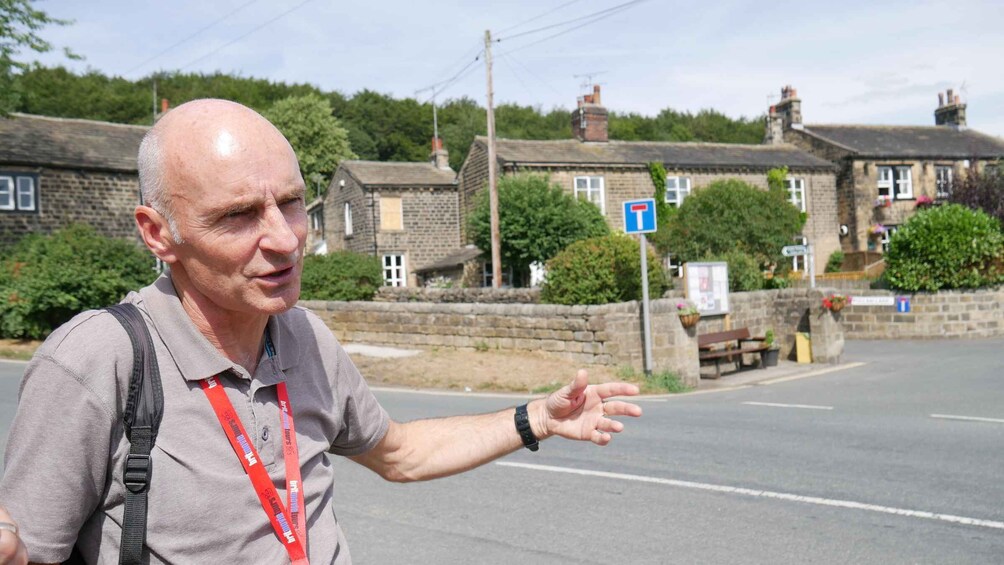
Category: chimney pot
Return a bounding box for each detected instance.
[592,84,601,106]
[160,98,169,113]
[938,93,944,107]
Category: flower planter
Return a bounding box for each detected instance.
[762,348,780,367]
[679,313,700,328]
[828,302,845,313]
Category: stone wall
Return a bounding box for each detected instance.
[375,286,540,303]
[840,288,1004,339]
[0,166,140,247]
[303,287,845,388]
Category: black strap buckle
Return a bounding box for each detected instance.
[124,454,151,493]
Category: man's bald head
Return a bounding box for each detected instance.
[137,99,299,241]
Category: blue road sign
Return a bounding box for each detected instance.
[896,296,911,313]
[623,198,657,234]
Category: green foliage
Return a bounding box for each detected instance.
[0,225,157,339]
[646,161,680,254]
[668,179,805,271]
[884,204,1004,291]
[263,94,356,201]
[764,329,777,349]
[616,365,689,394]
[299,251,383,301]
[468,174,609,285]
[948,163,1004,225]
[825,250,845,273]
[704,250,764,291]
[541,234,668,305]
[608,108,764,144]
[766,166,789,193]
[0,1,77,115]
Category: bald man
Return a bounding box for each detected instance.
[0,99,641,565]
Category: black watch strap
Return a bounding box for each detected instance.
[514,404,539,452]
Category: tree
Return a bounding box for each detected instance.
[1,0,76,115]
[667,178,805,271]
[263,94,356,201]
[468,174,609,286]
[949,163,1004,226]
[541,234,668,305]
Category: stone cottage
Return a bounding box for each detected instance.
[456,86,841,275]
[765,85,1004,253]
[0,113,148,248]
[313,141,459,287]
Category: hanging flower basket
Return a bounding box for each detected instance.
[822,293,849,313]
[679,313,701,328]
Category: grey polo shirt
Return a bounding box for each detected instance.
[0,274,390,564]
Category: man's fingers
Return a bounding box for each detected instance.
[595,417,624,434]
[0,506,26,565]
[560,369,589,401]
[601,400,643,418]
[590,429,611,446]
[592,382,640,399]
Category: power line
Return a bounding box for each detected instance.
[123,0,262,77]
[177,0,317,72]
[420,51,484,103]
[500,0,648,56]
[497,49,564,99]
[496,0,648,42]
[496,0,587,35]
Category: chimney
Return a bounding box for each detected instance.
[934,88,966,128]
[161,98,169,114]
[764,105,784,145]
[430,137,451,170]
[774,85,803,130]
[571,84,608,143]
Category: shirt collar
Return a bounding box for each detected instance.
[139,273,300,382]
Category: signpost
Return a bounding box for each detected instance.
[781,245,807,257]
[623,199,657,376]
[782,241,815,289]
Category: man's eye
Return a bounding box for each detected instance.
[226,209,251,219]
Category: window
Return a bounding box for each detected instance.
[935,166,953,199]
[382,254,406,287]
[786,178,806,212]
[380,197,403,231]
[792,236,807,272]
[343,203,353,236]
[880,225,899,253]
[574,176,605,214]
[309,207,324,233]
[877,166,913,200]
[482,262,514,288]
[665,177,691,208]
[666,254,683,278]
[0,173,38,212]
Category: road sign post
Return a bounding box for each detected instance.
[623,199,657,376]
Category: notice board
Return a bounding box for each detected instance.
[684,262,730,315]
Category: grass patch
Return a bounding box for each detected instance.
[617,365,690,394]
[474,340,490,352]
[0,340,41,361]
[531,381,563,394]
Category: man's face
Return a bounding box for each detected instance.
[165,125,308,318]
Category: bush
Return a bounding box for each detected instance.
[825,250,845,273]
[668,178,805,271]
[540,234,667,305]
[703,250,764,291]
[0,225,158,339]
[299,251,383,301]
[884,204,1004,291]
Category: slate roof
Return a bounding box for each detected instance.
[413,246,483,273]
[477,137,835,171]
[0,113,148,172]
[341,160,456,187]
[800,125,1004,159]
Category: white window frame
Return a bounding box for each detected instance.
[880,225,898,253]
[665,176,691,208]
[15,177,35,211]
[792,236,807,272]
[877,167,893,200]
[0,177,13,211]
[786,177,806,212]
[877,166,913,200]
[343,202,353,236]
[382,254,406,287]
[935,166,953,199]
[574,176,605,215]
[895,166,913,199]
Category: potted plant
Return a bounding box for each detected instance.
[822,293,849,313]
[762,329,780,367]
[676,300,700,328]
[915,194,934,209]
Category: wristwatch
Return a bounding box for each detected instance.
[514,404,539,452]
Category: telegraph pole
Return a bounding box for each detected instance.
[484,29,502,288]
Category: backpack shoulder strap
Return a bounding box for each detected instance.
[105,303,163,565]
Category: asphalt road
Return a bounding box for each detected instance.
[2,339,1003,564]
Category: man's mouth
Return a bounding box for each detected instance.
[257,266,295,284]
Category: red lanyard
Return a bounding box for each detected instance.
[200,339,308,564]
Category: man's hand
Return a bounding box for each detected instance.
[0,506,27,565]
[533,369,642,446]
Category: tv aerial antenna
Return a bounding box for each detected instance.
[573,71,607,92]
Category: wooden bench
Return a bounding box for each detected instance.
[698,328,769,378]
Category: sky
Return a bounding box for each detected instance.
[27,0,1004,137]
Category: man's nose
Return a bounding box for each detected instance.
[260,204,301,255]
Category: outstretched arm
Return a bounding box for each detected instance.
[0,506,27,565]
[349,370,641,482]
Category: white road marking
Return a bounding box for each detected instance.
[497,462,1004,531]
[743,401,833,410]
[931,414,1004,425]
[757,362,867,385]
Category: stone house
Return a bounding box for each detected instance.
[312,142,459,287]
[456,86,841,275]
[765,85,1004,253]
[0,113,147,248]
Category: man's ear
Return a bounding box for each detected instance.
[135,205,180,264]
